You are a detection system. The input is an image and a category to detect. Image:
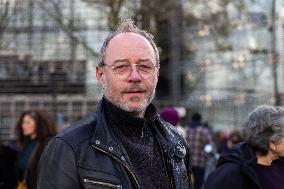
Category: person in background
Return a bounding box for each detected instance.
[204,105,284,189]
[215,130,242,155]
[37,19,192,189]
[186,112,214,189]
[15,110,56,189]
[0,141,18,189]
[160,107,186,138]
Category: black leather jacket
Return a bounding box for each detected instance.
[37,100,192,189]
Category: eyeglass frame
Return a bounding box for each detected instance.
[100,61,160,80]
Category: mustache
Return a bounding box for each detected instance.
[121,86,146,93]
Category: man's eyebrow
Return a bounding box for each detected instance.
[113,59,129,64]
[112,59,153,64]
[138,59,151,62]
[137,59,155,64]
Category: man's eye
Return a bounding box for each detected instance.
[140,64,150,68]
[138,64,152,71]
[114,64,129,71]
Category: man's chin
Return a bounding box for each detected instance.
[122,102,148,114]
[124,104,145,112]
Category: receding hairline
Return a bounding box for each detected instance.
[106,31,155,47]
[104,32,157,60]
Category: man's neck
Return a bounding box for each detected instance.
[129,111,145,118]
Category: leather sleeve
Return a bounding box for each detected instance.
[37,137,82,189]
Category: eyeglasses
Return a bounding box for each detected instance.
[102,61,160,80]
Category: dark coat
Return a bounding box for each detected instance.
[204,142,284,189]
[0,144,18,189]
[37,100,193,189]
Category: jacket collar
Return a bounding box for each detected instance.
[90,100,123,157]
[103,97,158,138]
[154,116,187,158]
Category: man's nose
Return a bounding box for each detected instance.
[128,65,142,81]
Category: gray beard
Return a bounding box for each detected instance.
[104,88,156,118]
[118,89,155,118]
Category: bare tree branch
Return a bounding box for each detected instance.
[37,0,98,57]
[82,0,125,30]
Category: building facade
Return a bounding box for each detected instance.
[0,0,108,141]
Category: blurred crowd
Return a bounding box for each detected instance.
[159,107,243,189]
[1,107,278,189]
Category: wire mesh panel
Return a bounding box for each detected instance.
[0,0,283,141]
[0,0,109,142]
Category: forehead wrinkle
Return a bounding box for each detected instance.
[113,59,129,64]
[136,59,154,65]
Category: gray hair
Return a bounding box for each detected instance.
[242,105,284,155]
[98,18,160,67]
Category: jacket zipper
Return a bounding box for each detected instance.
[83,178,122,188]
[91,144,140,189]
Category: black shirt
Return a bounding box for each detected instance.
[103,98,170,189]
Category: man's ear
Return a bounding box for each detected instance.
[96,65,105,87]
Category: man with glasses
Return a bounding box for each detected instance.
[37,19,193,189]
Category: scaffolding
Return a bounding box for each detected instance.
[0,0,283,141]
[0,0,108,141]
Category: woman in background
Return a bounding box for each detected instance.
[15,110,57,189]
[204,105,284,189]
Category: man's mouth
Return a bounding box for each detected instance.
[123,89,147,98]
[126,90,144,93]
[122,87,146,94]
